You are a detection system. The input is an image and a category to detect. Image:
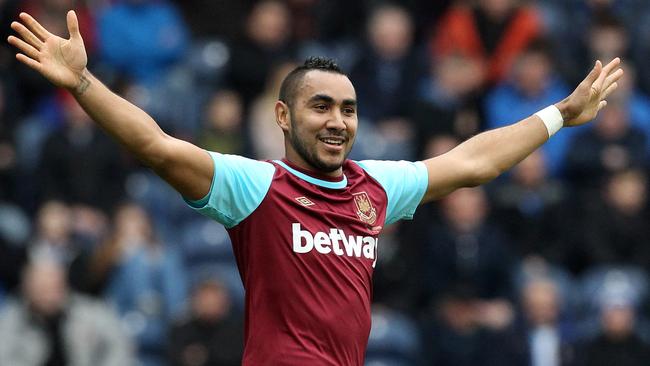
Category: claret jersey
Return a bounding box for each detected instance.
[186,152,428,366]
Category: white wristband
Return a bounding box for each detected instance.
[535,105,564,137]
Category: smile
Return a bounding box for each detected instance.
[319,137,344,146]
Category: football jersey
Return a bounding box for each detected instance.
[186,152,428,366]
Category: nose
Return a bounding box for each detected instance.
[326,109,346,131]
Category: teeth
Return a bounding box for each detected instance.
[321,138,342,145]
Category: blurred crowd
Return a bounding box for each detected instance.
[2,0,650,365]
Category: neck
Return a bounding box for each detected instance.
[284,150,343,178]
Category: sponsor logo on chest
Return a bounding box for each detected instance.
[291,223,378,268]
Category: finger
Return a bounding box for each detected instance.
[602,57,621,76]
[19,12,52,41]
[11,21,43,50]
[16,53,42,72]
[582,60,602,87]
[602,82,618,100]
[594,58,621,90]
[7,35,40,60]
[66,10,81,41]
[597,100,607,112]
[603,68,624,89]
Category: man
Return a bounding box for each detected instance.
[8,10,622,365]
[168,278,243,366]
[0,259,133,366]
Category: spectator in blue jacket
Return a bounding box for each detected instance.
[98,0,188,86]
[105,202,188,366]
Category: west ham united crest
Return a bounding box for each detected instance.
[352,191,377,225]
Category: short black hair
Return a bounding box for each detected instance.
[279,57,345,107]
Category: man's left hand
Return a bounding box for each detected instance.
[556,58,623,127]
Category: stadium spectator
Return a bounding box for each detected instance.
[575,170,650,270]
[0,200,29,293]
[576,270,650,365]
[0,81,18,203]
[431,0,543,85]
[105,202,188,366]
[420,187,515,302]
[411,53,484,146]
[28,200,80,265]
[97,0,188,86]
[37,92,129,211]
[539,0,646,85]
[350,3,427,122]
[248,61,296,160]
[607,62,650,144]
[421,285,523,366]
[168,278,243,366]
[226,0,294,107]
[170,0,251,40]
[484,39,576,175]
[0,258,134,365]
[564,99,647,192]
[519,277,577,366]
[195,89,245,155]
[586,15,629,73]
[489,150,569,261]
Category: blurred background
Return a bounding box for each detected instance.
[1,0,650,365]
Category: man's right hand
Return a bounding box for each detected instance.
[8,11,88,92]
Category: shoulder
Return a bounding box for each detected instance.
[69,294,119,319]
[0,298,26,320]
[209,152,276,177]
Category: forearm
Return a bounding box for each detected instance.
[456,115,549,184]
[70,69,167,167]
[421,59,622,203]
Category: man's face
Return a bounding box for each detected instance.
[281,71,358,173]
[24,262,68,317]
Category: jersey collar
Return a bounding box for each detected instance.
[274,159,348,189]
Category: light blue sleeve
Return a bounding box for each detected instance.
[354,160,429,225]
[184,152,275,228]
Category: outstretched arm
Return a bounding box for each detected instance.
[421,58,623,203]
[7,11,212,200]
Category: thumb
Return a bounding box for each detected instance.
[66,10,81,40]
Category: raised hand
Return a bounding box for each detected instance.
[8,11,88,92]
[556,58,624,127]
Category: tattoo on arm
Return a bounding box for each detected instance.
[75,70,91,95]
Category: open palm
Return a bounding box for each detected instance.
[560,58,623,127]
[8,11,87,90]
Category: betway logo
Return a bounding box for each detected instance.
[292,223,378,268]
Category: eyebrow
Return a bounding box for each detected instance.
[308,94,357,107]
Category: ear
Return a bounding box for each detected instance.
[275,100,291,133]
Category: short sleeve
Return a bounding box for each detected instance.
[184,152,275,228]
[354,160,428,225]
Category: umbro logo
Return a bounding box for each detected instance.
[295,196,314,207]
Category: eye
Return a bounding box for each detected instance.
[343,107,356,115]
[314,104,328,112]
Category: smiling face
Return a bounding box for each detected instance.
[276,70,358,175]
